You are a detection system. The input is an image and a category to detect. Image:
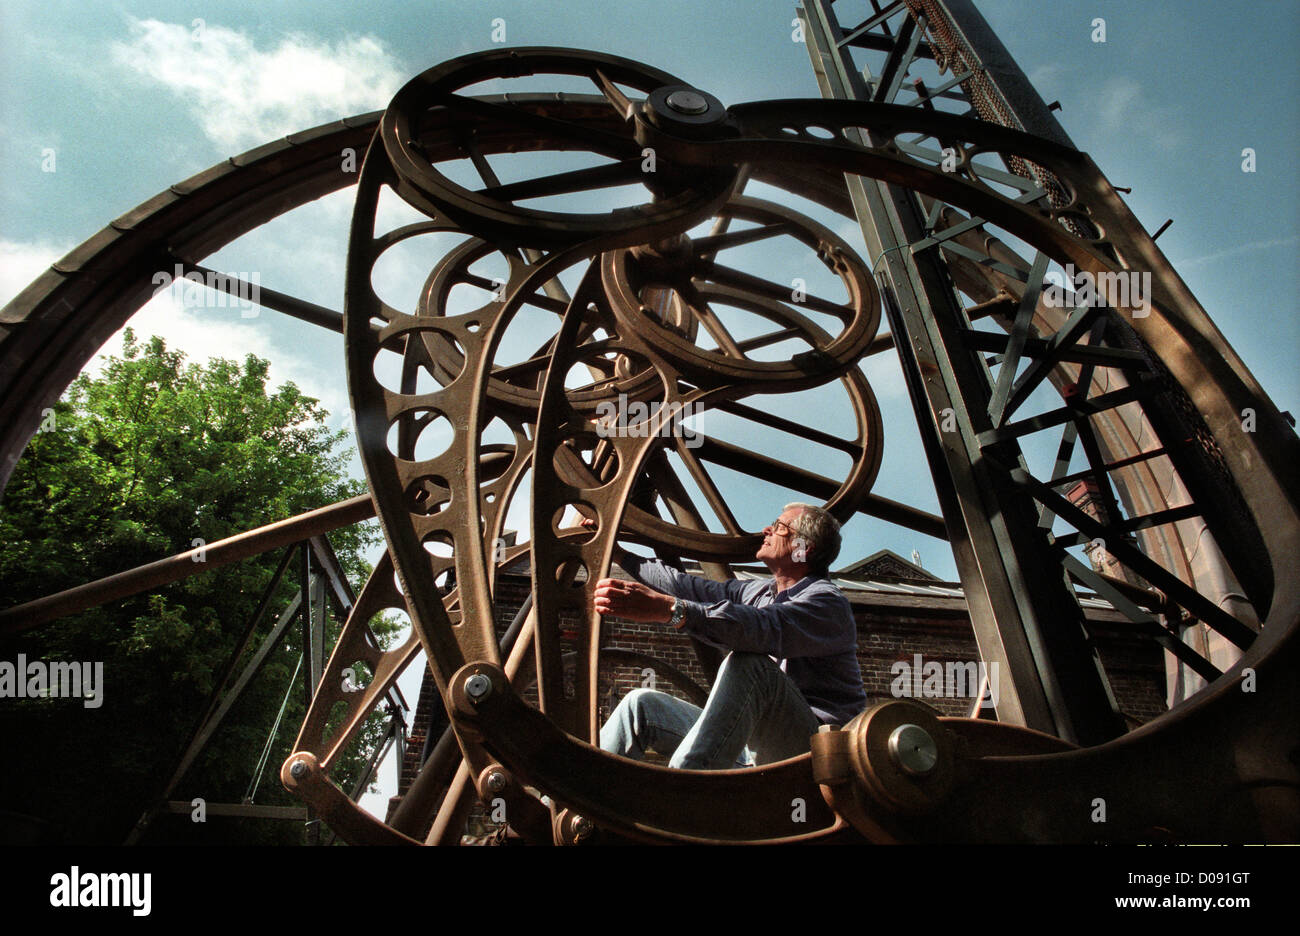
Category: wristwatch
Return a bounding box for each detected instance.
[667,597,687,629]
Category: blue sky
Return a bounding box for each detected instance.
[3,0,1297,814]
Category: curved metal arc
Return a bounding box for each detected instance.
[525,260,627,737]
[350,122,683,711]
[925,616,1299,842]
[449,662,846,844]
[346,143,485,698]
[459,243,646,698]
[0,115,382,496]
[359,169,607,683]
[0,93,628,494]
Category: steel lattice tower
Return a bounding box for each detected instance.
[798,0,1282,745]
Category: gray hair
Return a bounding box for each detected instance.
[784,502,842,575]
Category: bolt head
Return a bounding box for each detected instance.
[289,759,309,779]
[485,770,508,793]
[888,723,938,776]
[665,89,709,115]
[464,673,492,700]
[573,816,594,839]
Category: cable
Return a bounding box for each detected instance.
[245,653,303,805]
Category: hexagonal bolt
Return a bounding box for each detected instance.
[464,673,492,701]
[289,759,310,780]
[888,723,938,777]
[665,89,710,115]
[485,770,508,794]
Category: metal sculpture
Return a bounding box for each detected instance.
[304,40,1298,842]
[2,4,1296,846]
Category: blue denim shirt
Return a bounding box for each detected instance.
[617,554,867,725]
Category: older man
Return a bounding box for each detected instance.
[594,502,866,769]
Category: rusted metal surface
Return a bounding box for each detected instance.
[3,30,1295,844]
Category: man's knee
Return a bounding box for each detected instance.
[603,688,657,755]
[718,651,776,677]
[612,687,670,724]
[619,686,661,710]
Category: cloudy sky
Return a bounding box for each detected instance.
[3,0,1297,817]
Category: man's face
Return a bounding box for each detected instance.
[756,508,806,567]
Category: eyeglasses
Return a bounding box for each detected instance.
[767,518,796,536]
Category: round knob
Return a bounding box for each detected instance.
[464,673,492,701]
[888,723,938,777]
[665,89,710,115]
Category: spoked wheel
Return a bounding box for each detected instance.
[379,47,738,250]
[340,58,892,835]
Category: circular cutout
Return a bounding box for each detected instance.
[603,195,880,391]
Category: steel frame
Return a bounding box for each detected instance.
[118,536,407,845]
[799,0,1283,731]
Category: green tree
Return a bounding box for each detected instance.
[0,330,396,844]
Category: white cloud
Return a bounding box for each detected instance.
[0,238,75,309]
[1172,235,1300,271]
[1092,77,1182,150]
[1096,76,1141,131]
[1027,63,1068,92]
[109,18,404,151]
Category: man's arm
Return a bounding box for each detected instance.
[578,512,752,606]
[615,551,750,605]
[679,583,856,659]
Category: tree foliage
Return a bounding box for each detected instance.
[0,330,395,844]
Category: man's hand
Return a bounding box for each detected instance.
[593,578,676,624]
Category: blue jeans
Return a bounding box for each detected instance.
[599,651,822,769]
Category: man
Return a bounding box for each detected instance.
[594,502,866,769]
